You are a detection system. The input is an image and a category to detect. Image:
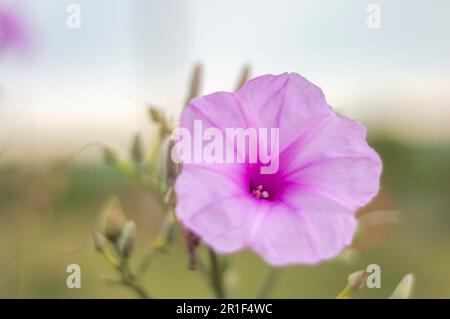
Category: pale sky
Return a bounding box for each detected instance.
[0,0,449,161]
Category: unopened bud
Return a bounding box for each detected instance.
[101,196,127,242]
[166,139,180,187]
[347,270,368,290]
[184,229,200,270]
[131,133,143,165]
[102,147,118,167]
[184,64,202,106]
[149,107,164,124]
[117,220,137,258]
[92,231,107,252]
[389,273,415,299]
[235,64,251,91]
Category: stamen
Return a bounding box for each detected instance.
[252,185,270,199]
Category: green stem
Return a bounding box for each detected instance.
[148,130,163,164]
[336,285,352,299]
[101,248,152,299]
[257,268,279,299]
[137,210,175,276]
[119,259,152,299]
[208,248,225,299]
[121,272,151,299]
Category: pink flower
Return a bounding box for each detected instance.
[175,73,382,266]
[0,7,28,54]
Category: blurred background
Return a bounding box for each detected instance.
[0,0,450,298]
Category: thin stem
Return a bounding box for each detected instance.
[100,249,151,298]
[208,248,225,299]
[118,258,152,299]
[257,268,280,299]
[137,249,156,276]
[117,252,152,299]
[120,269,151,299]
[336,285,352,299]
[148,131,163,165]
[137,210,175,276]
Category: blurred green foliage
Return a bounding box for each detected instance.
[0,136,450,298]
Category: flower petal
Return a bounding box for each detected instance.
[286,157,381,210]
[278,114,382,209]
[175,73,382,266]
[237,73,331,151]
[180,91,253,165]
[249,189,356,266]
[183,91,249,132]
[176,165,258,253]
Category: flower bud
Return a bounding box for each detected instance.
[389,273,415,299]
[184,64,202,106]
[101,196,127,242]
[347,270,368,290]
[184,229,200,270]
[102,147,118,167]
[117,220,137,258]
[166,139,180,187]
[148,107,164,124]
[131,133,143,165]
[92,231,107,252]
[235,64,251,91]
[148,107,173,138]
